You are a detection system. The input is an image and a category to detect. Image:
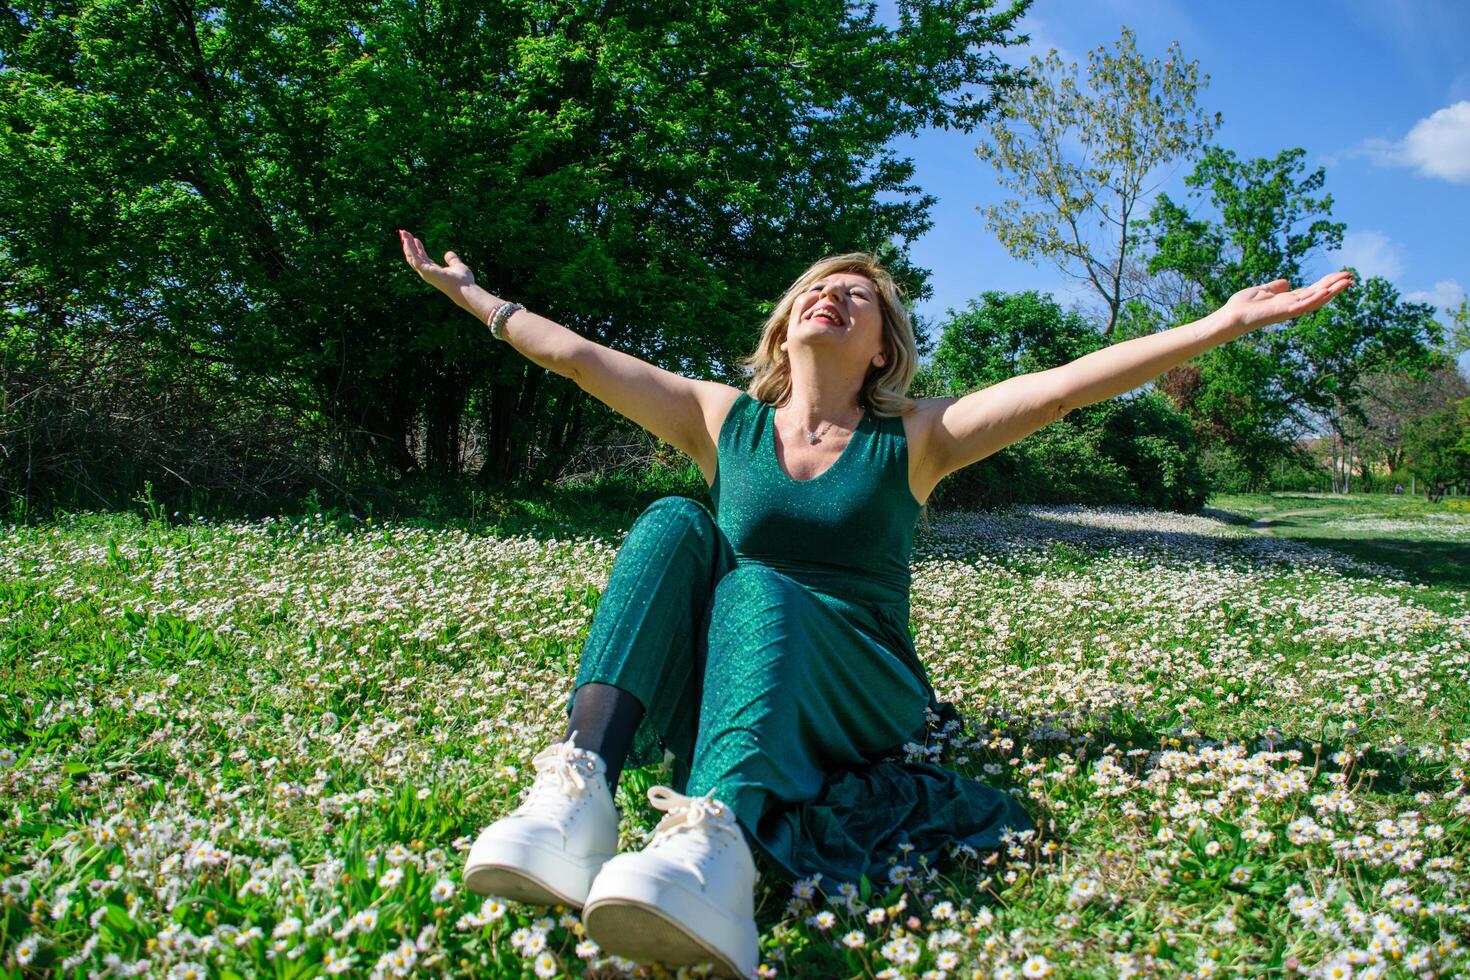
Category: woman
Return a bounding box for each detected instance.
[399,229,1352,978]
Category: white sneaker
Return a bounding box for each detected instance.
[463,732,620,909]
[582,786,761,979]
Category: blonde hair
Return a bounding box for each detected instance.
[740,252,920,416]
[738,251,932,528]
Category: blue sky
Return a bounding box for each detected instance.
[876,0,1470,372]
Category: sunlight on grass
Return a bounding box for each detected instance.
[2,503,1467,977]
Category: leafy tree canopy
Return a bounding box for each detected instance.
[1,0,1034,496]
[1138,145,1440,489]
[975,25,1220,335]
[928,289,1104,392]
[1145,145,1344,312]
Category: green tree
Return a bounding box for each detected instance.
[1152,341,1296,492]
[929,289,1104,392]
[1447,297,1470,357]
[1145,148,1445,494]
[1,0,1034,508]
[1143,145,1363,489]
[1145,146,1345,310]
[1343,361,1469,491]
[1404,399,1470,503]
[973,25,1220,336]
[1283,273,1443,492]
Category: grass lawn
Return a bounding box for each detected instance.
[2,490,1467,977]
[1207,491,1470,591]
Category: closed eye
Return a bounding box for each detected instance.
[808,283,871,300]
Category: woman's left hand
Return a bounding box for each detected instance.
[1223,270,1356,332]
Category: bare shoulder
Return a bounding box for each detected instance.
[689,381,744,487]
[899,396,956,462]
[900,396,958,506]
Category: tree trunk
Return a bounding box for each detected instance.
[355,401,419,476]
[1334,429,1346,493]
[425,368,465,476]
[477,382,516,485]
[515,364,551,484]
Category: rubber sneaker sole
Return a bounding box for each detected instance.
[464,835,611,910]
[582,868,759,979]
[464,863,581,909]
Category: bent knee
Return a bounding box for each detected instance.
[632,495,715,528]
[708,564,807,635]
[712,562,792,598]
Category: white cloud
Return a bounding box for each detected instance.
[1360,101,1470,184]
[1404,278,1466,315]
[1330,230,1406,281]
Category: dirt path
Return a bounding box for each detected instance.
[1246,508,1337,534]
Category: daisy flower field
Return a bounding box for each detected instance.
[2,499,1466,978]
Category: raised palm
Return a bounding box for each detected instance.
[1224,270,1356,332]
[399,229,475,295]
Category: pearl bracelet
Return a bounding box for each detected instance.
[486,302,524,340]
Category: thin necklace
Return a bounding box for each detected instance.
[781,402,864,444]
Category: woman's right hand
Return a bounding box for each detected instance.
[399,229,476,297]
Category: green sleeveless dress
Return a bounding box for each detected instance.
[568,388,1033,888]
[703,391,1034,885]
[710,391,932,707]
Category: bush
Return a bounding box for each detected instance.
[1,320,340,520]
[930,393,1207,512]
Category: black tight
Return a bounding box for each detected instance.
[561,681,645,796]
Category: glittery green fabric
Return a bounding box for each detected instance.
[566,391,1033,887]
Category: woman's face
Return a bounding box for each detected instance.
[782,272,886,367]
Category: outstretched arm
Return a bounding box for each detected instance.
[1046,271,1355,412]
[921,272,1356,479]
[400,229,586,376]
[399,229,722,465]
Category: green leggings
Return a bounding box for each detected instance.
[564,496,931,879]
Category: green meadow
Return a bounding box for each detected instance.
[2,491,1467,978]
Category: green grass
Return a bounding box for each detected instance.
[1207,491,1470,590]
[2,491,1468,978]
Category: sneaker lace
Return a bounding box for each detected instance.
[645,786,743,888]
[519,734,603,813]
